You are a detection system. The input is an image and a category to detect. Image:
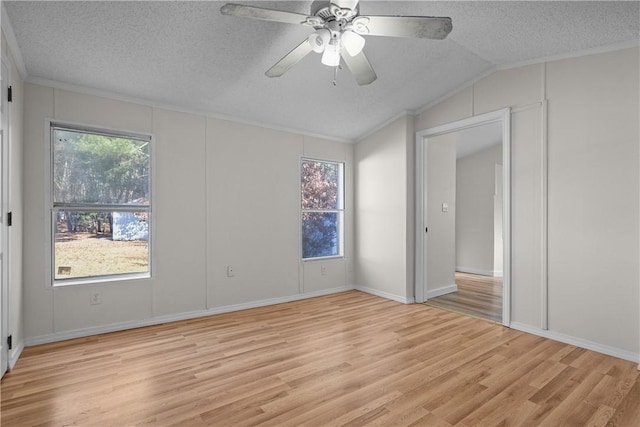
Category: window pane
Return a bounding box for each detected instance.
[302,212,340,258]
[301,160,341,210]
[53,129,150,205]
[54,210,149,280]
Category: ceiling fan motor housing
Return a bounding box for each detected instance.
[310,1,358,20]
[309,0,362,54]
[311,1,359,27]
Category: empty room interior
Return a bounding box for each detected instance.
[1,1,639,425]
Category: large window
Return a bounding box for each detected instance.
[51,123,151,283]
[301,159,344,259]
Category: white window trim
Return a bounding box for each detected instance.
[46,120,154,287]
[300,158,345,261]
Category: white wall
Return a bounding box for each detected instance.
[456,144,502,276]
[425,132,457,296]
[415,47,639,360]
[354,115,414,303]
[22,84,355,343]
[546,49,639,353]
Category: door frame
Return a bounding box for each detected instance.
[415,108,511,326]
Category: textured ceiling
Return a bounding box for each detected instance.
[4,1,639,141]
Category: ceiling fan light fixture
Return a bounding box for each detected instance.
[351,16,370,35]
[342,30,365,56]
[321,36,341,66]
[309,29,331,53]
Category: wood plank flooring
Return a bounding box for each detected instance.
[427,272,503,322]
[2,290,639,426]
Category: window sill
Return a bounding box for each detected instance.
[302,255,344,262]
[52,272,150,287]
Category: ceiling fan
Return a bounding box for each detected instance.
[220,0,453,86]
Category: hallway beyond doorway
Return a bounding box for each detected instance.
[426,272,502,322]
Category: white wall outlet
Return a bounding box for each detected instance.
[442,202,449,212]
[90,292,102,305]
[227,266,235,277]
[321,265,327,276]
[347,261,354,273]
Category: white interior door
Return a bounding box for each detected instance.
[0,59,9,378]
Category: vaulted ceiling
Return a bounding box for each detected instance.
[4,1,639,140]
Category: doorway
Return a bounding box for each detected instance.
[415,109,511,326]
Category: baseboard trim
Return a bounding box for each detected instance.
[8,340,24,370]
[510,322,639,364]
[24,286,356,347]
[456,267,501,277]
[355,286,414,304]
[426,284,458,299]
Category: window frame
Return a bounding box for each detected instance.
[48,121,153,286]
[300,157,345,261]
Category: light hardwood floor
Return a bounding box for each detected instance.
[427,272,503,322]
[1,290,639,426]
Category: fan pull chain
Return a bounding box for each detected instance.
[333,63,343,86]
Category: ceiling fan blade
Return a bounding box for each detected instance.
[221,3,312,25]
[341,50,376,86]
[353,16,453,39]
[266,39,314,78]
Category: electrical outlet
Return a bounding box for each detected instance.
[227,266,235,277]
[90,292,102,305]
[347,261,354,273]
[321,265,327,276]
